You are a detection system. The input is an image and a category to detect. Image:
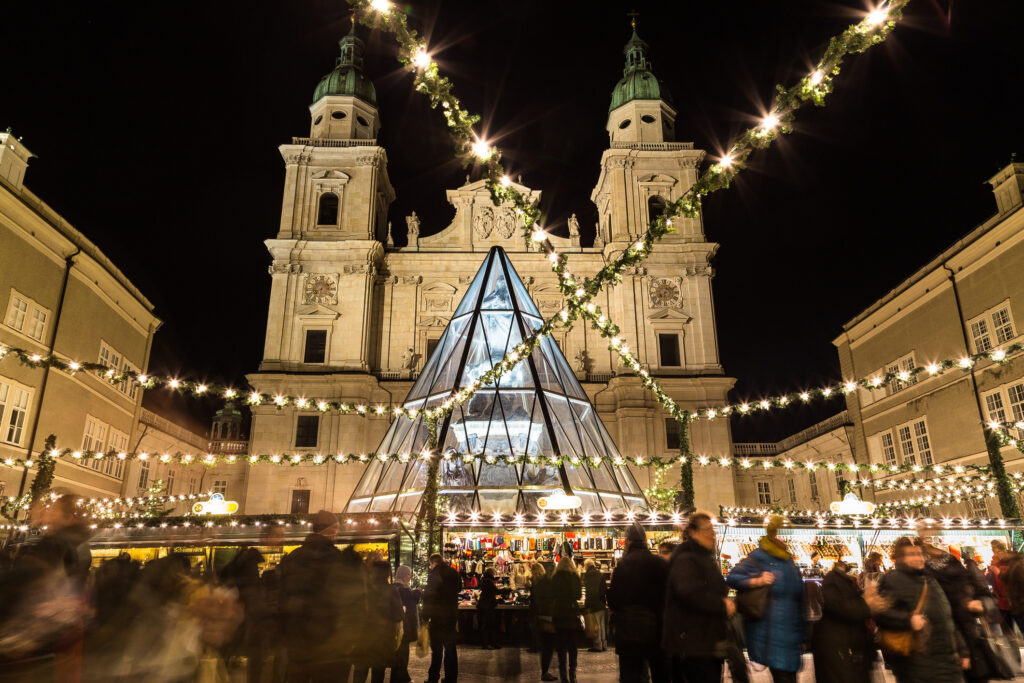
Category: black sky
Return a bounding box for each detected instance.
[3,0,1021,441]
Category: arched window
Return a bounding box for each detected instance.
[648,195,667,225]
[317,192,339,226]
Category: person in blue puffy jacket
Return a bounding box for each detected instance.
[727,515,806,683]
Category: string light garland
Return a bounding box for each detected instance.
[718,507,1014,529]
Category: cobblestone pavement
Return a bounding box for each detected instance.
[408,645,620,682]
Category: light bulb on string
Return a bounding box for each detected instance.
[413,49,431,69]
[471,138,492,160]
[760,113,780,131]
[865,7,888,26]
[370,0,391,13]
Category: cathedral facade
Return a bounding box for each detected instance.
[240,26,736,515]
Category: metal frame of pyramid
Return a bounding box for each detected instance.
[345,246,648,516]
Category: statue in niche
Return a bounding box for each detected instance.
[400,347,417,371]
[568,214,580,238]
[574,349,592,375]
[406,211,420,239]
[593,222,605,249]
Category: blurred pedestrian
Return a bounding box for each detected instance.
[392,565,420,683]
[727,514,805,683]
[987,540,1024,635]
[811,560,873,683]
[423,553,460,683]
[529,562,557,681]
[658,541,676,562]
[860,551,885,591]
[478,567,499,649]
[219,546,267,683]
[278,510,363,682]
[550,550,582,683]
[608,522,669,683]
[662,511,733,683]
[873,537,968,683]
[583,558,607,652]
[353,560,404,683]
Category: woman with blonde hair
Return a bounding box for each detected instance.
[550,550,583,683]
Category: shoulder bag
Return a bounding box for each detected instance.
[736,558,771,620]
[876,578,927,656]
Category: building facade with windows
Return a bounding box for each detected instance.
[243,27,736,514]
[0,131,162,502]
[832,160,1024,517]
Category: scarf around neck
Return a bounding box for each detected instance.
[760,535,792,560]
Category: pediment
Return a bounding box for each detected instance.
[296,304,341,319]
[417,315,450,328]
[311,169,351,181]
[647,308,691,323]
[637,173,678,185]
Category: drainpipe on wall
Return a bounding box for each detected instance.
[942,264,988,424]
[17,247,80,499]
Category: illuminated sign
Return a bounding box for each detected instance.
[829,493,875,516]
[192,493,239,515]
[538,490,582,510]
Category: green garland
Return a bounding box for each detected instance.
[678,415,694,511]
[985,428,1022,517]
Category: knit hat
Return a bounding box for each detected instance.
[766,515,785,537]
[626,521,647,548]
[312,509,340,533]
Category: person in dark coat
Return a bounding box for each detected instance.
[423,553,461,683]
[919,536,987,683]
[608,522,669,683]
[354,560,404,683]
[873,537,968,683]
[583,558,608,652]
[726,514,805,683]
[811,560,874,683]
[278,510,365,682]
[550,553,583,683]
[530,562,558,681]
[662,511,734,683]
[478,567,500,649]
[392,564,421,683]
[220,546,268,683]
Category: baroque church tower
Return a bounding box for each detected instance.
[240,24,736,516]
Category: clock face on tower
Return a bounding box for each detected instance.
[649,278,680,308]
[304,274,338,305]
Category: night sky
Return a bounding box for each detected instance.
[3,1,1021,441]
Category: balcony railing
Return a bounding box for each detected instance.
[139,408,209,451]
[209,440,248,455]
[610,141,694,151]
[290,137,377,148]
[733,443,778,456]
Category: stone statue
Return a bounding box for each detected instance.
[593,223,605,249]
[573,349,591,374]
[400,347,417,370]
[568,213,580,238]
[405,211,420,238]
[386,221,394,248]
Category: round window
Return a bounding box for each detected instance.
[641,115,656,124]
[618,119,632,130]
[331,111,347,120]
[356,115,370,127]
[314,115,323,125]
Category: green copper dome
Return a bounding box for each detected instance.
[609,29,673,112]
[313,22,377,105]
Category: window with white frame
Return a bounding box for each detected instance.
[105,429,128,478]
[97,341,142,399]
[788,478,796,504]
[189,477,196,495]
[213,480,227,495]
[880,432,897,467]
[986,391,1008,425]
[166,469,175,495]
[138,460,150,489]
[82,416,107,455]
[969,303,1016,353]
[122,360,139,400]
[5,291,49,342]
[757,480,772,505]
[2,383,30,447]
[967,497,989,518]
[886,353,917,394]
[834,469,845,494]
[809,470,819,499]
[912,421,933,465]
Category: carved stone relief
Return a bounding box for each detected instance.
[495,208,516,238]
[474,207,494,238]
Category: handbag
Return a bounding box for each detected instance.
[735,558,771,620]
[876,580,927,656]
[415,622,430,658]
[976,618,1021,680]
[584,612,598,639]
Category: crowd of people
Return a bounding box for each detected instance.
[2,497,1023,683]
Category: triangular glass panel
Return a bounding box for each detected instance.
[346,247,649,515]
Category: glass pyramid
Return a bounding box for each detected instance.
[345,247,648,516]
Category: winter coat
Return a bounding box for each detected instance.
[810,568,873,683]
[397,583,421,644]
[549,568,582,630]
[530,574,553,618]
[661,538,729,660]
[584,567,607,612]
[992,552,1024,614]
[874,567,966,683]
[608,545,668,655]
[361,581,405,667]
[423,563,461,635]
[478,575,498,611]
[278,533,353,652]
[726,538,805,673]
